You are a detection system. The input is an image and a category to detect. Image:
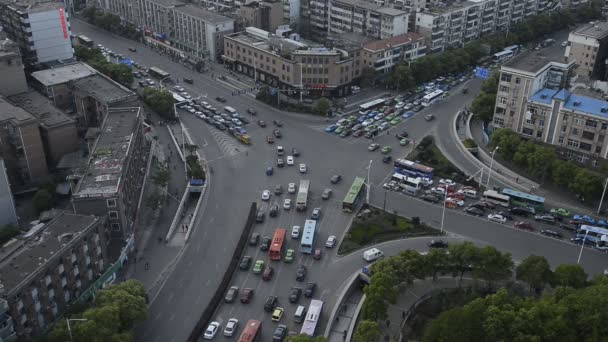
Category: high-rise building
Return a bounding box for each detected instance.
[0,39,27,96]
[565,21,608,81]
[328,0,409,39]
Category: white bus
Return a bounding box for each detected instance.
[300,300,323,337]
[391,173,421,191]
[492,50,514,62]
[296,180,310,211]
[482,190,510,207]
[421,90,445,107]
[359,98,385,114]
[224,106,236,114]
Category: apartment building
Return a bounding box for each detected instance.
[416,0,546,53]
[283,0,301,25]
[238,0,284,32]
[0,39,27,97]
[70,107,151,240]
[361,32,426,73]
[0,97,49,188]
[0,0,74,66]
[223,27,362,97]
[102,0,234,59]
[30,62,97,110]
[0,213,110,339]
[0,159,18,228]
[0,296,16,342]
[565,21,608,80]
[491,44,574,133]
[328,0,409,39]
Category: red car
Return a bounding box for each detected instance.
[262,266,274,281]
[313,249,322,260]
[514,221,534,231]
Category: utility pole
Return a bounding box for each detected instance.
[486,147,499,188]
[577,229,590,264]
[366,160,373,204]
[597,177,608,215]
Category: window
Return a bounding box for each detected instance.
[500,73,512,82]
[585,119,597,128]
[539,119,545,127]
[579,142,592,151]
[574,118,585,126]
[596,146,602,153]
[536,130,542,138]
[111,223,120,231]
[582,131,595,140]
[499,85,509,92]
[515,77,521,84]
[558,136,564,143]
[498,96,507,105]
[493,117,505,126]
[108,211,118,219]
[561,125,567,133]
[106,199,116,208]
[567,139,579,148]
[571,128,578,136]
[522,127,534,135]
[599,135,605,143]
[602,123,608,130]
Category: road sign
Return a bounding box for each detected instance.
[362,266,370,275]
[475,66,489,80]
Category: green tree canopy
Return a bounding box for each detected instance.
[33,189,53,213]
[448,242,479,282]
[515,255,552,292]
[143,88,176,120]
[552,264,588,289]
[287,335,328,342]
[353,320,381,342]
[472,246,513,288]
[315,97,331,115]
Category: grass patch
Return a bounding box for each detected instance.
[463,138,477,149]
[338,206,441,255]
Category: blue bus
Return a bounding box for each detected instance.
[300,220,316,254]
[501,188,545,210]
[575,225,608,249]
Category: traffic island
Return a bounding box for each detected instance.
[338,205,441,255]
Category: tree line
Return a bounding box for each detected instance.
[81,7,141,41]
[142,87,176,121]
[491,129,605,200]
[74,46,134,87]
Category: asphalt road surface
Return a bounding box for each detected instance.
[72,20,608,342]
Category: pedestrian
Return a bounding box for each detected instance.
[386,320,390,327]
[516,176,519,183]
[336,316,339,322]
[402,310,406,320]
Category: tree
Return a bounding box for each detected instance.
[353,320,381,342]
[145,192,162,211]
[143,88,175,120]
[512,141,536,168]
[33,189,53,212]
[151,165,171,187]
[515,255,552,292]
[552,160,578,187]
[470,92,496,123]
[447,242,478,283]
[491,129,521,161]
[552,264,588,289]
[472,246,513,289]
[425,248,449,281]
[361,290,389,321]
[96,280,147,330]
[526,146,555,181]
[570,169,603,199]
[315,97,331,115]
[0,225,20,245]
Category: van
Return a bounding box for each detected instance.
[224,106,236,114]
[363,248,384,262]
[461,189,477,198]
[277,146,284,156]
[294,305,307,323]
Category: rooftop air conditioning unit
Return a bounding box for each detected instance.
[601,107,608,113]
[573,101,581,106]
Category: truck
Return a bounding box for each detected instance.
[296,180,310,211]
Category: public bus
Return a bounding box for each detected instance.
[358,98,385,113]
[482,190,510,207]
[394,159,434,179]
[575,225,608,250]
[504,45,521,53]
[421,89,444,107]
[492,50,514,62]
[501,188,545,210]
[269,228,286,261]
[300,300,324,337]
[296,180,310,211]
[76,35,94,48]
[238,319,261,342]
[391,173,421,191]
[149,66,171,79]
[342,177,366,212]
[300,220,316,254]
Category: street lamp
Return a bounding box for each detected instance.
[440,189,448,233]
[366,160,373,204]
[576,229,590,264]
[160,75,171,89]
[597,177,608,215]
[486,146,499,188]
[66,318,88,342]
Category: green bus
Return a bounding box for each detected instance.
[342,177,366,213]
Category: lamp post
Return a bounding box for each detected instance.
[597,177,608,215]
[577,229,590,264]
[486,146,499,188]
[366,160,373,204]
[66,318,88,342]
[300,63,304,103]
[440,189,448,233]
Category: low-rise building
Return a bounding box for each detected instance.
[0,213,110,339]
[238,0,284,32]
[30,62,97,110]
[361,32,426,73]
[0,39,27,97]
[70,107,151,240]
[565,21,608,80]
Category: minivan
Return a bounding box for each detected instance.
[224,106,237,114]
[363,248,384,262]
[294,305,307,323]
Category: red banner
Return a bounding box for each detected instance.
[58,8,68,40]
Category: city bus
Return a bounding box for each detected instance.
[149,66,171,79]
[300,300,324,337]
[300,220,316,254]
[482,190,510,207]
[492,50,514,62]
[238,319,261,342]
[358,98,385,113]
[421,89,444,107]
[575,225,608,250]
[76,35,94,48]
[501,188,545,210]
[394,159,434,179]
[296,180,310,211]
[342,177,366,212]
[269,228,286,261]
[391,173,421,191]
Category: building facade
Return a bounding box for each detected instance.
[30,62,97,110]
[0,159,19,228]
[361,32,426,73]
[0,213,110,339]
[328,0,409,39]
[238,0,284,32]
[0,39,28,97]
[0,0,74,66]
[565,21,608,80]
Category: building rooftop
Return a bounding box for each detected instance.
[174,4,234,24]
[8,91,75,128]
[503,43,569,73]
[31,62,96,87]
[149,0,182,7]
[73,74,135,104]
[0,96,37,125]
[0,0,65,13]
[333,0,381,11]
[530,88,608,118]
[423,0,478,15]
[73,108,142,197]
[363,32,425,51]
[375,7,407,16]
[0,213,100,295]
[572,21,608,39]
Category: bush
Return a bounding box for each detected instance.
[33,189,53,213]
[0,225,20,245]
[463,139,477,148]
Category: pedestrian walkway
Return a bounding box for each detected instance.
[328,290,364,342]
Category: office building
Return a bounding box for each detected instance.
[565,21,608,80]
[0,213,109,339]
[283,0,301,25]
[361,32,426,73]
[328,0,409,39]
[238,0,284,32]
[70,107,151,240]
[0,0,74,66]
[30,62,97,110]
[0,159,18,227]
[0,39,27,97]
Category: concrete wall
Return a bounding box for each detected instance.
[0,54,27,97]
[43,123,80,167]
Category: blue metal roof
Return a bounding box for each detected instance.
[563,93,608,118]
[553,89,570,101]
[501,188,545,203]
[529,89,559,104]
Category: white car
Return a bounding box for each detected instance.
[223,318,238,337]
[283,198,292,210]
[439,179,456,186]
[325,235,337,248]
[291,225,301,239]
[378,122,390,131]
[286,156,294,165]
[262,190,271,201]
[395,102,405,109]
[421,178,433,187]
[174,85,185,92]
[362,119,374,127]
[204,321,220,339]
[299,164,307,173]
[488,214,507,223]
[404,103,414,110]
[287,183,296,194]
[430,187,446,196]
[374,113,384,121]
[231,118,242,126]
[188,108,196,114]
[445,197,465,206]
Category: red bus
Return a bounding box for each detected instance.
[238,319,261,342]
[269,228,286,261]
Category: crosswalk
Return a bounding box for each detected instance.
[207,128,250,157]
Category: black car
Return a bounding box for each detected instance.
[465,207,484,217]
[292,148,300,157]
[511,206,535,216]
[273,120,283,127]
[273,325,287,342]
[273,129,282,138]
[264,296,278,312]
[277,159,285,168]
[269,204,279,217]
[216,96,227,102]
[239,256,252,270]
[288,287,302,303]
[247,108,257,115]
[469,202,487,211]
[540,229,563,238]
[535,214,556,224]
[396,131,409,139]
[304,282,316,298]
[183,78,194,84]
[296,265,307,281]
[260,237,271,251]
[249,233,260,246]
[128,47,137,52]
[274,185,283,195]
[239,116,250,124]
[258,120,267,127]
[330,175,342,184]
[421,194,439,203]
[255,210,265,223]
[428,239,449,248]
[382,156,392,163]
